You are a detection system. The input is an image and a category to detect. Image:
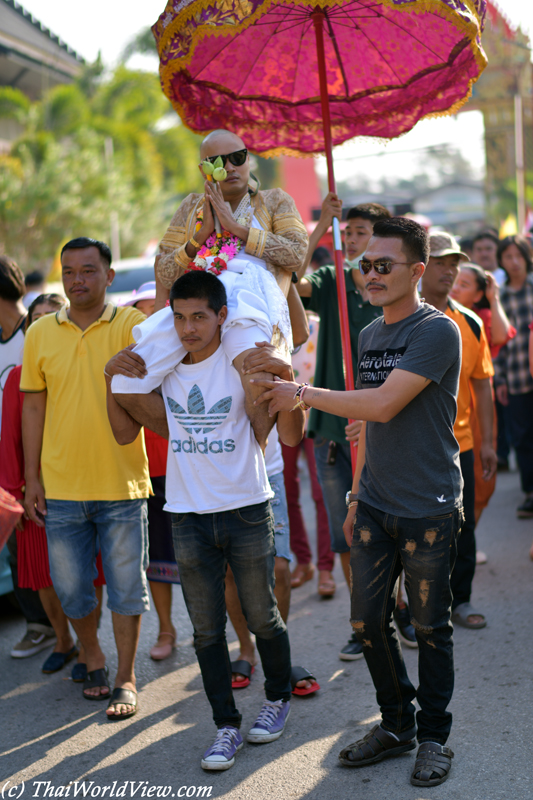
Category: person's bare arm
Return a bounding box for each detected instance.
[471,377,498,481]
[113,391,169,441]
[343,421,366,546]
[242,343,304,448]
[287,283,309,348]
[22,391,47,527]
[252,367,432,424]
[154,264,170,313]
[105,374,143,445]
[105,347,168,441]
[296,277,313,298]
[485,272,513,347]
[295,192,342,282]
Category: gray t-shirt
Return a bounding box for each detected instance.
[356,303,463,518]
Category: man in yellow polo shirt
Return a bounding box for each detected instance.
[21,238,150,720]
[421,232,497,630]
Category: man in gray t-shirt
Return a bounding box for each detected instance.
[357,303,462,517]
[254,217,463,789]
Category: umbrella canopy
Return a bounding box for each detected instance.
[153,0,487,156]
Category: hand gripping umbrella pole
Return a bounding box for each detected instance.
[312,9,357,472]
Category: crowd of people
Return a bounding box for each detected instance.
[1,127,532,788]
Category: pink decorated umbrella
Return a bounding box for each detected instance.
[152,0,487,466]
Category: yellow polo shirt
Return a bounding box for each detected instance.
[20,304,150,501]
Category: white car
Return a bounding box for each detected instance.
[106,256,156,306]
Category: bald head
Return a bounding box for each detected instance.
[200,130,246,159]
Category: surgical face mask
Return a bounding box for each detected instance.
[345,256,361,269]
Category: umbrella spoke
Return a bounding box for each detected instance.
[352,19,403,84]
[326,16,350,96]
[234,7,297,94]
[367,12,445,59]
[290,18,315,103]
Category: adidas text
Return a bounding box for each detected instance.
[171,437,235,454]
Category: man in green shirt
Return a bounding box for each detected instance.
[297,196,388,659]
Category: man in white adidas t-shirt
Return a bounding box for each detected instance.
[107,271,294,771]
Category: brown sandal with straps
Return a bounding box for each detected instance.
[410,742,454,786]
[339,724,416,767]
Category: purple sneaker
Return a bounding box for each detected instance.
[247,699,291,743]
[201,726,243,770]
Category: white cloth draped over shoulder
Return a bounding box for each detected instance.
[111,215,292,395]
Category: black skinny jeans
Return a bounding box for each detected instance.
[350,500,462,744]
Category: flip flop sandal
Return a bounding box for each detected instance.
[291,666,320,696]
[410,742,454,787]
[291,564,315,589]
[451,602,487,629]
[72,662,87,683]
[318,576,336,598]
[42,645,79,674]
[231,660,255,689]
[83,667,110,701]
[339,724,416,767]
[106,688,137,721]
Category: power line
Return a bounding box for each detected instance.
[323,139,485,162]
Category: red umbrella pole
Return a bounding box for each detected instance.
[312,9,357,472]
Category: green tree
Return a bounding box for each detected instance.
[0,61,204,271]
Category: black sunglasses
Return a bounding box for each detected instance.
[204,148,248,167]
[359,258,414,275]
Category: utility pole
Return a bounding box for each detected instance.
[104,137,121,261]
[514,94,526,233]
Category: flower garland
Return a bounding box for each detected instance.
[187,199,251,276]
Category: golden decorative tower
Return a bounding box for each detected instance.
[464,1,533,221]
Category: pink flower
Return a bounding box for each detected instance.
[221,242,238,260]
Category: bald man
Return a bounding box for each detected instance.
[111,129,308,446]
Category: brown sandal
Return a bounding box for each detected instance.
[339,724,416,767]
[410,742,454,786]
[291,563,315,589]
[318,571,336,597]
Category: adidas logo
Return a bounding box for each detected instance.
[167,385,232,434]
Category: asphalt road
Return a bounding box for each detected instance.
[1,464,532,800]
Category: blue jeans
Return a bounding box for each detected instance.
[313,436,351,553]
[171,501,291,729]
[507,390,533,493]
[45,500,150,618]
[451,450,476,609]
[268,471,292,561]
[350,500,463,744]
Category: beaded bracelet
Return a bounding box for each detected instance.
[291,382,311,412]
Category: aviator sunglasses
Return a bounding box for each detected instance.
[203,148,248,167]
[359,258,416,275]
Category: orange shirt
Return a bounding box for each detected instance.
[446,301,494,453]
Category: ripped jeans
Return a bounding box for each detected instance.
[350,500,462,744]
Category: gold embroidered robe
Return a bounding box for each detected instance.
[157,188,309,298]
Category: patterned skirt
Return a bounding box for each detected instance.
[146,475,180,584]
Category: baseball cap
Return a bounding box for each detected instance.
[429,232,468,260]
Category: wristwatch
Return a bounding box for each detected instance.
[345,492,358,507]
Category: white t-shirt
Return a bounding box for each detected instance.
[0,322,25,436]
[162,345,272,514]
[492,267,507,287]
[264,428,284,478]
